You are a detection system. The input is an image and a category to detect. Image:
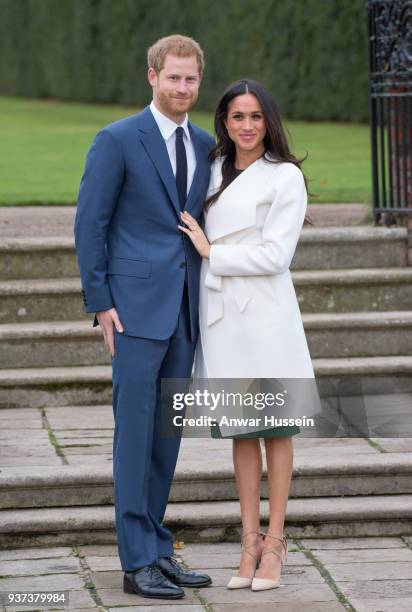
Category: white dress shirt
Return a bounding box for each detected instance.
[150,101,196,195]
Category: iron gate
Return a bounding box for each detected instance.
[368,0,412,224]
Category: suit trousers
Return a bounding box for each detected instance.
[111,286,194,571]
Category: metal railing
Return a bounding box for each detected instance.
[368,0,412,225]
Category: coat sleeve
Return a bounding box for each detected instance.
[74,129,124,313]
[208,165,307,277]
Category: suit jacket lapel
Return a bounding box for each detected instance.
[138,107,181,216]
[185,124,209,214]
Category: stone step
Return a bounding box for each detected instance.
[294,268,412,313]
[0,228,407,280]
[0,356,411,408]
[1,494,411,547]
[0,365,110,408]
[0,321,108,368]
[0,278,85,324]
[293,227,407,270]
[0,203,371,239]
[1,311,411,369]
[1,268,411,324]
[1,453,412,510]
[0,238,78,280]
[303,311,412,358]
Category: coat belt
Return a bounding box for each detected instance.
[204,269,251,326]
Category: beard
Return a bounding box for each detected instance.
[156,89,198,118]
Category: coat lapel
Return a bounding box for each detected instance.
[137,107,180,216]
[205,157,267,243]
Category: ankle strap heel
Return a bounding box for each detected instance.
[226,530,265,590]
[251,532,287,592]
[240,530,265,564]
[261,532,288,565]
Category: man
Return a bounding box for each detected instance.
[74,34,215,600]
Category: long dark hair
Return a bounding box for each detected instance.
[204,79,312,224]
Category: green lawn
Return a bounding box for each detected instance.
[0,96,372,205]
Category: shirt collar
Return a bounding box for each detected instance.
[150,101,191,142]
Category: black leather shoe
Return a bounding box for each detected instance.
[157,556,212,587]
[123,563,185,599]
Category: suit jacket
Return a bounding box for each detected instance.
[194,156,315,378]
[74,106,215,341]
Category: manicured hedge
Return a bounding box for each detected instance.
[0,0,369,121]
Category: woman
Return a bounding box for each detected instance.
[178,79,314,592]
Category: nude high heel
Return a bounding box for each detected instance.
[251,533,287,591]
[226,531,265,589]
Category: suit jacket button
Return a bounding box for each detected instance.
[180,262,186,268]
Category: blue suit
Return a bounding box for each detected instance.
[74,106,215,570]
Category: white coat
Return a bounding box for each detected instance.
[194,155,315,380]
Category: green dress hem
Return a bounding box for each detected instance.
[211,423,300,439]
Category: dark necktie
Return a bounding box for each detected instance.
[175,126,187,210]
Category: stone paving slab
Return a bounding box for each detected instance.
[326,561,412,581]
[63,445,113,455]
[45,408,112,422]
[0,557,81,577]
[0,446,57,458]
[56,437,112,445]
[210,606,346,612]
[192,583,338,604]
[106,607,204,612]
[178,550,311,568]
[0,430,49,440]
[336,578,412,598]
[0,409,40,419]
[314,547,412,563]
[1,419,42,430]
[97,587,201,607]
[55,429,113,437]
[375,438,412,452]
[349,598,412,612]
[0,547,74,561]
[0,439,53,448]
[299,536,407,549]
[171,543,240,556]
[1,540,412,610]
[186,566,324,587]
[84,558,121,572]
[67,454,113,465]
[89,570,126,589]
[0,456,62,467]
[78,545,118,556]
[0,573,84,591]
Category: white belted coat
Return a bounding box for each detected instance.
[194,156,315,380]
